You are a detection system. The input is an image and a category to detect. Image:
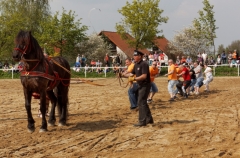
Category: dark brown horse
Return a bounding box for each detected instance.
[12,30,70,133]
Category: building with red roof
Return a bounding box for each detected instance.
[99,31,169,58]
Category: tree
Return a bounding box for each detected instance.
[76,33,111,64]
[0,0,51,59]
[225,40,240,53]
[169,25,211,59]
[193,0,217,56]
[38,8,88,61]
[217,44,225,55]
[116,0,168,50]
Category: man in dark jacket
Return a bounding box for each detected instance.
[126,50,154,127]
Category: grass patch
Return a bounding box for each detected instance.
[214,66,238,76]
[0,71,20,79]
[0,65,239,79]
[0,69,117,79]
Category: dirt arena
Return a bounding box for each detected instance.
[0,77,240,157]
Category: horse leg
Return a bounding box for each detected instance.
[47,90,57,126]
[39,92,48,132]
[23,88,35,133]
[58,87,69,126]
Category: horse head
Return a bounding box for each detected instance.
[13,30,31,61]
[12,30,44,62]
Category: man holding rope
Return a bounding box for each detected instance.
[122,50,153,127]
[122,58,138,110]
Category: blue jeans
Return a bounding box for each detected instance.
[190,79,196,91]
[150,82,158,93]
[168,80,178,94]
[128,83,138,108]
[195,77,204,87]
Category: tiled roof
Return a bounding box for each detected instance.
[99,31,149,57]
[153,37,169,53]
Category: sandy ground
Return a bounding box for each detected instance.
[0,77,240,158]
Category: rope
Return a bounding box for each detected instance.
[51,59,128,87]
[116,72,130,88]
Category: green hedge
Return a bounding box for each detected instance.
[0,69,117,79]
[214,66,238,76]
[0,66,239,79]
[0,70,20,79]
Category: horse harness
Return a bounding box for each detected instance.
[20,57,70,90]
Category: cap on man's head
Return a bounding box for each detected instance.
[133,50,144,56]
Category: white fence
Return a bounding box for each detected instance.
[1,64,240,79]
[0,68,15,79]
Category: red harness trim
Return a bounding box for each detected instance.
[20,71,55,81]
[20,59,70,90]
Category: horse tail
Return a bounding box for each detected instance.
[55,85,69,120]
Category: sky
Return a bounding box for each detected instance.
[50,0,240,49]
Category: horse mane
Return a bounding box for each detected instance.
[15,30,45,62]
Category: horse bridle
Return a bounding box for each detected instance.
[14,36,39,62]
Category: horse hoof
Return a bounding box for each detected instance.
[39,128,47,133]
[28,128,35,133]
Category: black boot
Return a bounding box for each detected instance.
[133,122,146,127]
[147,117,154,124]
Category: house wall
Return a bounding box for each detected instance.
[116,47,128,65]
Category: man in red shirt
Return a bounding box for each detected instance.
[104,53,110,67]
[176,64,191,98]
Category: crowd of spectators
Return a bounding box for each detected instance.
[72,49,240,74]
[195,50,239,67]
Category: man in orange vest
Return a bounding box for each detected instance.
[147,61,159,103]
[122,58,138,110]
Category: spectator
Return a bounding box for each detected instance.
[112,56,116,65]
[232,50,237,64]
[85,64,90,72]
[96,60,100,67]
[143,53,149,61]
[90,60,96,67]
[202,51,208,64]
[153,51,159,61]
[76,54,82,67]
[216,54,222,65]
[158,51,165,66]
[197,52,203,64]
[228,51,232,64]
[209,56,215,65]
[221,51,227,64]
[148,52,154,65]
[96,67,103,74]
[104,64,110,73]
[176,56,180,65]
[180,56,186,64]
[115,54,121,65]
[202,51,207,64]
[186,56,192,64]
[99,61,103,67]
[81,55,86,67]
[104,53,110,67]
